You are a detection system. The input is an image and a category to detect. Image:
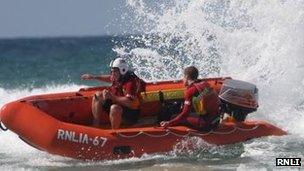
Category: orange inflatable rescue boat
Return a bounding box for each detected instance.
[0,77,286,160]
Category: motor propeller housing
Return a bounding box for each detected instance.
[219,79,259,121]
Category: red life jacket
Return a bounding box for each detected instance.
[109,82,124,96]
[109,72,146,98]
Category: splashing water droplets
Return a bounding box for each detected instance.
[117,0,304,135]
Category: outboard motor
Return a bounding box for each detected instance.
[219,79,258,121]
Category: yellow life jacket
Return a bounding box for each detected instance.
[192,82,217,116]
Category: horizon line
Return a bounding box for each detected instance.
[0,32,141,41]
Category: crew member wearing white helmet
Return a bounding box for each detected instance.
[81,58,145,129]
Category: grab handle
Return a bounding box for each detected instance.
[0,121,7,131]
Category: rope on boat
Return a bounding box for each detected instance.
[235,125,259,131]
[116,124,260,138]
[117,130,172,138]
[167,130,190,138]
[142,130,171,138]
[0,121,8,131]
[116,131,144,138]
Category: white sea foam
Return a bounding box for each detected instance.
[119,0,304,136]
[0,84,86,169]
[117,1,304,169]
[0,84,85,107]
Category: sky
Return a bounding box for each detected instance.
[0,0,128,38]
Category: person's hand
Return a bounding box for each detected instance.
[81,74,93,80]
[160,121,170,128]
[103,89,111,100]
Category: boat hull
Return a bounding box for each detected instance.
[0,78,287,160]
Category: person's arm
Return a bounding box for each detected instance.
[161,89,193,127]
[110,95,135,108]
[167,101,191,126]
[108,80,138,109]
[160,103,191,128]
[81,74,111,83]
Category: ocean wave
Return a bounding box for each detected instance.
[120,0,304,135]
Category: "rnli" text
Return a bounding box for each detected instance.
[57,129,107,146]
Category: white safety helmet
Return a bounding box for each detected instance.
[109,58,129,75]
